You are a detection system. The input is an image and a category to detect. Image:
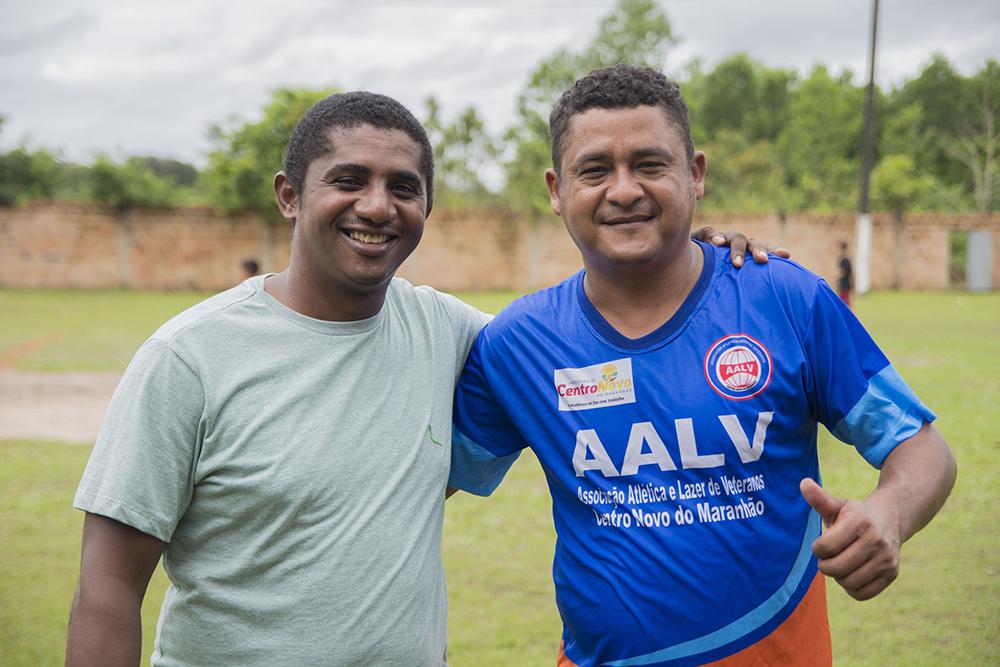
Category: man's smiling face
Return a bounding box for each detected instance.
[546,104,706,274]
[284,123,427,297]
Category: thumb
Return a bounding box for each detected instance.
[799,478,844,526]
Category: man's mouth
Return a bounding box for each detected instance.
[345,230,391,244]
[603,214,653,225]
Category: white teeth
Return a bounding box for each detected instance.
[347,231,390,244]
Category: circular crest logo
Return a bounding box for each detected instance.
[601,364,619,382]
[704,334,772,400]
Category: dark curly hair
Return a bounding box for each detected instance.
[283,91,435,214]
[549,64,694,174]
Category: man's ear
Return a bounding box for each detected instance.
[544,168,562,216]
[273,172,299,221]
[691,151,707,200]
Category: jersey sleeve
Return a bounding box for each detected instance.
[803,281,936,468]
[449,328,524,496]
[73,340,205,542]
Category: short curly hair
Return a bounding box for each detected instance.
[283,91,435,214]
[549,64,694,174]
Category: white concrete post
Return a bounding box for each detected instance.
[855,213,872,294]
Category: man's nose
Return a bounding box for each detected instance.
[354,184,394,224]
[605,168,643,208]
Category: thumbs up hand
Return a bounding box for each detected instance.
[799,478,903,601]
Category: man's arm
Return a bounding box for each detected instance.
[801,422,956,601]
[66,513,166,667]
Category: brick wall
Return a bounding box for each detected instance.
[1,202,997,291]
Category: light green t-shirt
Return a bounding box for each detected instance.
[74,276,488,666]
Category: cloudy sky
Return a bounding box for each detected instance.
[2,0,996,166]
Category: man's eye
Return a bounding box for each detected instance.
[392,183,419,196]
[332,177,362,188]
[637,162,667,171]
[580,166,608,177]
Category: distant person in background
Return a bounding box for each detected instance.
[837,241,853,307]
[240,257,260,281]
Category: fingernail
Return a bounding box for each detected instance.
[734,255,743,266]
[712,235,724,244]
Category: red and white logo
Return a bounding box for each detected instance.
[704,334,772,400]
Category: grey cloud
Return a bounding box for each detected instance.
[2,0,996,164]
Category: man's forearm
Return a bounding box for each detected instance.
[66,576,143,667]
[867,422,957,545]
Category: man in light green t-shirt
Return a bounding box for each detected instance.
[67,91,488,667]
[67,91,772,666]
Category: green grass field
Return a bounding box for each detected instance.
[1,289,997,665]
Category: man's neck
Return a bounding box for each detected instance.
[264,267,388,322]
[584,242,704,340]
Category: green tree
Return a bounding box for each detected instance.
[890,55,968,186]
[87,155,178,208]
[503,0,676,216]
[698,130,794,212]
[423,96,499,208]
[776,66,865,209]
[940,60,999,211]
[134,157,199,187]
[203,87,335,220]
[871,154,961,213]
[0,115,62,204]
[698,54,794,144]
[888,55,999,210]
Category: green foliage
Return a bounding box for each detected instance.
[777,66,865,210]
[698,131,792,212]
[889,55,999,211]
[697,54,794,144]
[0,117,61,204]
[871,154,964,213]
[202,87,336,220]
[134,156,199,187]
[87,155,187,208]
[423,97,500,208]
[502,0,676,217]
[0,146,61,205]
[0,114,201,207]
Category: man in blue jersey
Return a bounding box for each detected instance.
[448,65,957,667]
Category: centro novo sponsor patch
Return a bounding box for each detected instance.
[704,334,772,400]
[554,358,636,411]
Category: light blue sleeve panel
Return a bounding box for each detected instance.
[449,326,527,495]
[831,364,936,468]
[450,427,521,496]
[804,281,936,469]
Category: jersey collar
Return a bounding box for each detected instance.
[576,241,715,350]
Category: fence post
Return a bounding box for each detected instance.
[115,207,133,289]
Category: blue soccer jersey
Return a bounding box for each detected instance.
[450,242,935,667]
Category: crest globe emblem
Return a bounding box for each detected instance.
[704,334,772,400]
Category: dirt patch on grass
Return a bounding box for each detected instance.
[0,370,120,444]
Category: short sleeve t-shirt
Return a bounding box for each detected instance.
[75,276,488,666]
[449,242,934,667]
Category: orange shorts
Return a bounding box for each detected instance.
[557,574,831,667]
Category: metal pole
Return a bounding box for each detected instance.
[856,0,879,295]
